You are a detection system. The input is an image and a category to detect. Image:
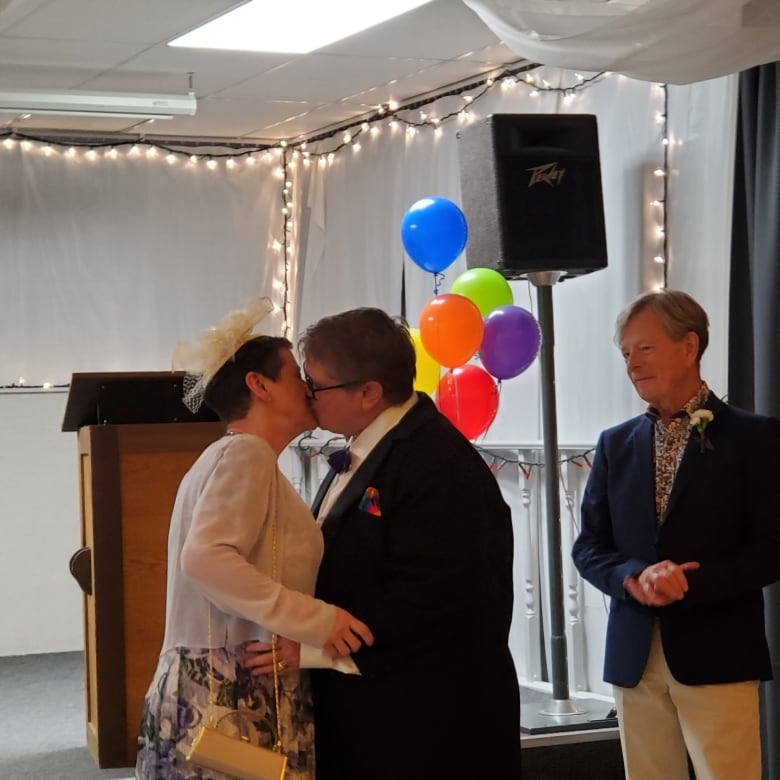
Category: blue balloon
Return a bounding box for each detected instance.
[401,197,468,274]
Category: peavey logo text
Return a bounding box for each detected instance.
[526,162,566,187]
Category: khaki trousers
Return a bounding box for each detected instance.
[612,624,760,780]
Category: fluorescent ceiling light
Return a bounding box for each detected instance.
[169,0,435,54]
[0,89,197,119]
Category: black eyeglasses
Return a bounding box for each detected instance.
[303,374,367,398]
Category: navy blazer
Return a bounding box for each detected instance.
[310,394,522,780]
[572,395,780,688]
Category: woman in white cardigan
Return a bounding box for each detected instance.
[136,300,373,780]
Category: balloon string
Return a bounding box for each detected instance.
[432,272,445,296]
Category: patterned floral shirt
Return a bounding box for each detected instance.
[646,382,710,523]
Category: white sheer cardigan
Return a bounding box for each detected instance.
[160,432,336,652]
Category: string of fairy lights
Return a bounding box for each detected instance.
[279,146,293,339]
[293,434,595,479]
[476,445,595,479]
[652,83,670,290]
[1,63,671,391]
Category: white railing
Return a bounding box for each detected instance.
[283,437,611,696]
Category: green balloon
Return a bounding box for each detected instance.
[450,268,513,316]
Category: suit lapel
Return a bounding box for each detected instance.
[311,469,336,520]
[631,415,657,528]
[317,436,395,539]
[314,393,438,533]
[663,395,724,524]
[323,435,395,524]
[662,435,704,523]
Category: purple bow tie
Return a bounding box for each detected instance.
[327,448,351,474]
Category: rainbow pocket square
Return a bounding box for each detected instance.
[358,487,382,516]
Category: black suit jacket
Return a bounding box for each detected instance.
[572,395,780,687]
[311,394,522,780]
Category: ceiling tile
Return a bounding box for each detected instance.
[0,37,146,68]
[4,112,156,134]
[0,0,51,35]
[0,64,115,89]
[2,0,240,43]
[320,0,498,58]
[0,0,520,140]
[218,53,445,103]
[117,43,295,95]
[256,102,372,140]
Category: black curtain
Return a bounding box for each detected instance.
[729,62,780,780]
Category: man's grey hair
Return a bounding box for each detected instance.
[615,289,709,362]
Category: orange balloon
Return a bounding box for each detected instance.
[418,293,484,368]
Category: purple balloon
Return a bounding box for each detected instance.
[478,305,542,380]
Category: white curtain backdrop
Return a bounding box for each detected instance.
[667,75,738,397]
[294,69,736,445]
[1,149,286,387]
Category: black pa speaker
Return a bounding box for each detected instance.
[457,114,608,280]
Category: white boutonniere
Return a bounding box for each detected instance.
[689,409,714,452]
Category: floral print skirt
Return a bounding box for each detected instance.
[136,646,315,780]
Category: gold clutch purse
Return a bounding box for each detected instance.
[187,504,287,780]
[186,710,287,780]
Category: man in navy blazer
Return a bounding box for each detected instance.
[573,289,780,780]
[298,307,522,780]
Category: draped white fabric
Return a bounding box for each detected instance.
[0,150,285,386]
[463,0,780,84]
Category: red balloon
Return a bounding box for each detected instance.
[419,293,484,368]
[436,365,499,440]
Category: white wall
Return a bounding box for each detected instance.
[0,390,82,654]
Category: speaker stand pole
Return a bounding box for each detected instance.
[528,271,585,717]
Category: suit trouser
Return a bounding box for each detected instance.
[612,624,760,780]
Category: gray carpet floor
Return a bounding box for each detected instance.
[0,652,629,779]
[0,652,134,780]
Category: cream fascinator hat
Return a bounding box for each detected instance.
[173,296,274,412]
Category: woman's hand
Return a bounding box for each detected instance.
[244,636,300,676]
[324,608,374,657]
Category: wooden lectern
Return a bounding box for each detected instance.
[63,372,224,768]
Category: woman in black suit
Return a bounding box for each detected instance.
[297,307,522,780]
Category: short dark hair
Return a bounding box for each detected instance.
[299,308,415,405]
[615,289,709,361]
[204,335,291,422]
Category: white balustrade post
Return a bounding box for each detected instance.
[515,448,542,681]
[561,456,588,692]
